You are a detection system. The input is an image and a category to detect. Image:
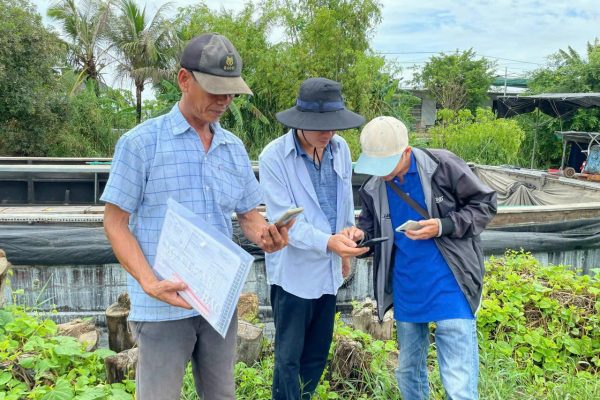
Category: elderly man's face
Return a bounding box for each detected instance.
[179,69,235,124]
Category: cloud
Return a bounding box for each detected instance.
[374,0,599,79]
[31,0,599,85]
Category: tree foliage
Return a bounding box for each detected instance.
[529,38,600,94]
[0,0,67,156]
[109,0,177,122]
[170,0,418,159]
[413,49,495,111]
[517,38,600,168]
[2,0,419,158]
[47,0,113,90]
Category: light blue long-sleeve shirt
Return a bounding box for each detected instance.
[259,130,356,299]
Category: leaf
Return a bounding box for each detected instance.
[54,337,84,357]
[74,387,105,400]
[108,388,133,400]
[41,378,75,400]
[0,371,12,386]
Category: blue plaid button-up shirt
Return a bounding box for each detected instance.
[101,104,262,321]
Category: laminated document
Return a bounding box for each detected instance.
[154,198,254,337]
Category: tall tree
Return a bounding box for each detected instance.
[47,0,113,90]
[529,38,600,94]
[413,49,495,111]
[0,0,67,155]
[109,0,175,122]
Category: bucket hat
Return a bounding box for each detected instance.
[276,78,364,131]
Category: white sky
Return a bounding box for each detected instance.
[32,0,599,93]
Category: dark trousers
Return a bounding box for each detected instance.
[270,285,337,400]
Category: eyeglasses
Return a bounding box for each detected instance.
[186,69,239,99]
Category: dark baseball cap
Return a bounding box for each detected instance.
[180,33,253,95]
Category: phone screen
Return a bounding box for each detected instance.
[357,236,389,247]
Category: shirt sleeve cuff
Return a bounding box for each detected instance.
[439,217,455,236]
[315,231,332,255]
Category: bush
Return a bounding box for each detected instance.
[479,250,599,376]
[0,306,134,399]
[430,107,524,165]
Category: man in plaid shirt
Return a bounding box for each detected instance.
[101,33,291,400]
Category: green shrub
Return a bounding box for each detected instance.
[478,251,599,376]
[0,306,134,399]
[430,107,524,165]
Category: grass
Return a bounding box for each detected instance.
[178,334,600,400]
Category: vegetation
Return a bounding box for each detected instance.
[0,0,419,159]
[429,108,524,165]
[171,0,418,159]
[2,252,597,399]
[515,38,600,169]
[0,0,67,156]
[412,49,495,112]
[109,0,176,123]
[47,0,113,91]
[1,0,599,169]
[0,306,134,399]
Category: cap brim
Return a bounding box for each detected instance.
[354,153,401,176]
[276,108,365,131]
[192,71,253,95]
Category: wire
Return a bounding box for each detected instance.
[378,51,544,66]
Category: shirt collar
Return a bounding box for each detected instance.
[168,103,232,147]
[407,152,417,173]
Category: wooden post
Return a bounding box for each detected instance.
[351,299,394,340]
[0,249,9,308]
[105,348,138,384]
[237,293,259,322]
[106,292,134,353]
[236,320,263,366]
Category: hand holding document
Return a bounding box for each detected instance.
[153,199,254,337]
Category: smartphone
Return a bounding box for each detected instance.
[273,207,304,227]
[357,236,389,248]
[395,220,423,232]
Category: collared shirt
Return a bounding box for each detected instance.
[387,153,472,322]
[101,103,262,321]
[293,132,338,233]
[259,129,355,299]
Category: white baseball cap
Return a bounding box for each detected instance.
[354,116,409,176]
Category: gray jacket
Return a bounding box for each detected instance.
[357,148,497,320]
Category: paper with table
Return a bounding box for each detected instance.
[154,198,255,337]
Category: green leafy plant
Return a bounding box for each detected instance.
[430,107,525,165]
[0,306,134,399]
[478,250,599,377]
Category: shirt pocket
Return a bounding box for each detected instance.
[213,163,246,212]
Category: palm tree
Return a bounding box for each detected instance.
[109,0,176,123]
[48,0,113,92]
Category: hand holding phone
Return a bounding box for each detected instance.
[395,220,423,232]
[357,236,389,248]
[273,207,304,227]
